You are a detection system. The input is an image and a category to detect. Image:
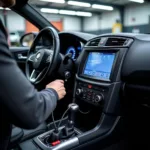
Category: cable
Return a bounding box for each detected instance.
[52,112,58,133]
[79,109,91,115]
[57,107,70,129]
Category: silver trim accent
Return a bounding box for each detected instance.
[74,128,82,135]
[76,74,111,87]
[30,68,47,82]
[36,53,41,59]
[37,136,79,150]
[36,127,80,150]
[27,54,35,62]
[18,54,27,60]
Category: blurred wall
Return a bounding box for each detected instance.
[41,13,82,31]
[83,10,120,32]
[83,15,100,31]
[124,3,150,33]
[83,3,150,34]
[0,10,82,34]
[1,2,150,35]
[124,3,150,26]
[6,11,25,33]
[63,16,81,31]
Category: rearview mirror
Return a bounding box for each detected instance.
[20,32,37,47]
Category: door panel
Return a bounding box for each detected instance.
[10,47,30,73]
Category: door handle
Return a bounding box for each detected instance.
[18,54,27,60]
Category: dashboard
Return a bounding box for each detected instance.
[13,28,150,149]
[31,31,150,88]
[35,32,95,60]
[74,33,150,113]
[60,36,83,60]
[13,29,150,149]
[59,33,90,60]
[71,32,150,148]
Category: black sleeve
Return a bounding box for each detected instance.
[0,25,58,129]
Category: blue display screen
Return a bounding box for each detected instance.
[83,52,115,80]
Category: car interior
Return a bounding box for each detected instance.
[1,0,150,150]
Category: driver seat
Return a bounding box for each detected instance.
[9,122,47,148]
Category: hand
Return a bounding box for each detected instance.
[46,80,66,100]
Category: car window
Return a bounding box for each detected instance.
[29,0,150,34]
[0,9,39,47]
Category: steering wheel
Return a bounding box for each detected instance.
[26,27,60,84]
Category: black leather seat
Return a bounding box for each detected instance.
[10,123,47,148]
[10,126,24,148]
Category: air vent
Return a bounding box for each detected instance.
[88,38,100,46]
[105,38,127,46]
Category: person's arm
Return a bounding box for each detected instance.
[0,28,60,129]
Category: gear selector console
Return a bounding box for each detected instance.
[34,104,80,150]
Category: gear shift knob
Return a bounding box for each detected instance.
[68,103,79,123]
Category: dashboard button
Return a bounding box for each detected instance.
[76,88,83,96]
[83,89,87,93]
[83,84,87,87]
[88,85,92,89]
[87,98,91,101]
[83,93,86,96]
[95,95,103,103]
[83,97,86,99]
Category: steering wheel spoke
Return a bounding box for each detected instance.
[27,54,35,62]
[46,54,53,64]
[30,68,47,83]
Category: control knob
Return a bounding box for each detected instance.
[95,95,103,103]
[76,88,83,96]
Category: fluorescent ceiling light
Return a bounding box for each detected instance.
[40,0,65,4]
[59,10,76,15]
[41,8,92,17]
[76,11,92,17]
[68,1,91,7]
[129,0,144,3]
[92,4,113,11]
[41,8,59,14]
[0,7,10,10]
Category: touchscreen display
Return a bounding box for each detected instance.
[83,52,115,80]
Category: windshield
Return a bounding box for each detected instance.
[29,0,150,34]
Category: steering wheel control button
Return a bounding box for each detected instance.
[46,55,52,63]
[33,49,52,70]
[36,53,41,59]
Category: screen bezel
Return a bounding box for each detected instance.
[79,49,119,82]
[82,52,116,81]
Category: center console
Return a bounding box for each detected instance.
[75,51,116,106]
[19,36,133,150]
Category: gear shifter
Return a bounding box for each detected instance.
[59,103,79,139]
[44,103,79,144]
[68,103,79,127]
